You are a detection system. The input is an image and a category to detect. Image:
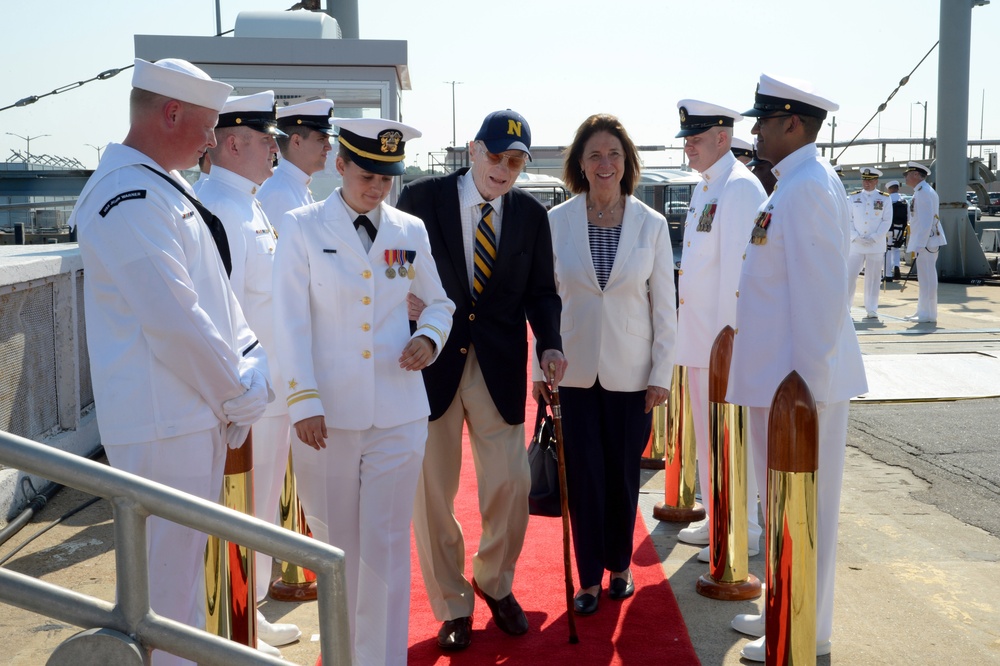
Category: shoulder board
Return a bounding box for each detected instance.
[878,190,889,196]
[849,189,862,195]
[100,190,147,218]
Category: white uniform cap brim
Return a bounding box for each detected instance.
[131,58,233,113]
[731,137,753,152]
[757,73,839,113]
[277,99,335,119]
[332,117,422,141]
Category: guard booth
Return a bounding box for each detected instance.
[135,9,410,201]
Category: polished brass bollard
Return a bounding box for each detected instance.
[696,327,761,601]
[765,371,818,665]
[205,430,257,649]
[653,365,705,522]
[268,451,318,601]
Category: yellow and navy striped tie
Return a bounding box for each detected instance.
[472,203,496,303]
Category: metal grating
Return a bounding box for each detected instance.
[0,282,59,440]
[77,271,93,409]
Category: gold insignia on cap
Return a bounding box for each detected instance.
[235,117,243,124]
[679,107,688,123]
[297,119,303,125]
[784,104,791,110]
[718,119,723,125]
[378,129,403,154]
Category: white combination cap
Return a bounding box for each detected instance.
[860,166,883,179]
[218,91,284,136]
[676,99,743,137]
[334,117,421,176]
[903,161,931,176]
[885,180,900,189]
[131,58,233,113]
[743,73,839,120]
[278,99,336,134]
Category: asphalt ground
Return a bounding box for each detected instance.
[1,273,999,665]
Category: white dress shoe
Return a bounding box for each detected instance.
[257,610,301,646]
[697,542,760,563]
[256,638,283,658]
[731,612,766,637]
[739,635,832,662]
[677,520,710,546]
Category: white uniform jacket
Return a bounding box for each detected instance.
[198,166,287,418]
[675,152,766,369]
[727,144,867,408]
[536,194,676,392]
[849,189,893,255]
[257,160,314,235]
[273,190,455,430]
[71,143,268,445]
[905,181,947,253]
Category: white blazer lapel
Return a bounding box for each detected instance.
[325,195,371,260]
[605,195,643,287]
[567,195,600,290]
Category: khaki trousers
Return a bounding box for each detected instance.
[413,346,529,621]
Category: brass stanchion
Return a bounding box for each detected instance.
[268,451,318,601]
[205,430,257,649]
[765,371,818,664]
[653,365,705,522]
[696,327,761,601]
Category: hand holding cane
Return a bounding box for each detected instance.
[548,361,579,644]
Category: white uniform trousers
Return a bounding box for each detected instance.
[291,418,426,666]
[747,401,849,644]
[413,346,530,621]
[690,367,762,546]
[915,250,940,321]
[847,252,884,315]
[105,426,226,666]
[252,413,292,603]
[884,248,901,277]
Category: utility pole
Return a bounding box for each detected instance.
[828,116,836,164]
[6,132,50,161]
[444,81,463,147]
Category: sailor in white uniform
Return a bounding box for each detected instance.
[726,74,867,662]
[72,59,272,666]
[257,98,335,230]
[847,167,893,318]
[197,90,303,656]
[273,117,454,665]
[671,100,767,563]
[730,136,755,164]
[903,161,946,323]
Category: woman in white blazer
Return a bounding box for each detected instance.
[534,114,676,615]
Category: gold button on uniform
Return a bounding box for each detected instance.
[460,347,468,355]
[735,328,739,334]
[468,313,476,321]
[678,269,684,276]
[361,323,371,331]
[679,298,685,305]
[687,241,691,247]
[742,253,746,260]
[362,350,372,359]
[362,270,372,279]
[735,290,740,297]
[362,296,371,305]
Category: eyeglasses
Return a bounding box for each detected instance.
[755,113,794,125]
[477,142,527,170]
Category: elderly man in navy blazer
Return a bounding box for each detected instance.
[397,109,567,652]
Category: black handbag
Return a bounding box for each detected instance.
[527,398,562,517]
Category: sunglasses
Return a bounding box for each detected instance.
[477,142,527,170]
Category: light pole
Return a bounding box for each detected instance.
[908,104,913,160]
[444,81,463,147]
[827,116,836,163]
[6,132,50,160]
[914,101,927,161]
[85,143,105,166]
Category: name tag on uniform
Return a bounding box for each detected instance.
[323,248,337,254]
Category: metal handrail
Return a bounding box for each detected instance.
[0,430,352,665]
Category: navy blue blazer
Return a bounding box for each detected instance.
[397,169,562,424]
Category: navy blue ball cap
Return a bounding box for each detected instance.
[475,109,532,159]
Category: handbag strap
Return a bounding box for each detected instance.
[534,396,549,434]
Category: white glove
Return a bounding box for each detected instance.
[226,423,251,449]
[222,368,269,426]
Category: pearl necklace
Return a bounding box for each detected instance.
[587,196,622,219]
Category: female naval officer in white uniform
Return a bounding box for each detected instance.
[273,117,454,665]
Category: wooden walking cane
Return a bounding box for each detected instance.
[899,256,917,292]
[547,362,579,644]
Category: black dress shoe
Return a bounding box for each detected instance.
[608,573,635,600]
[437,616,472,651]
[573,590,600,615]
[472,578,529,635]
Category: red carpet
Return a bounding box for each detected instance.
[406,368,699,664]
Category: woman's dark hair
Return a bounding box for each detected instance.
[562,113,642,196]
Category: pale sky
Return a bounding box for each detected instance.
[2,0,997,170]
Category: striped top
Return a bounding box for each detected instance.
[588,222,622,290]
